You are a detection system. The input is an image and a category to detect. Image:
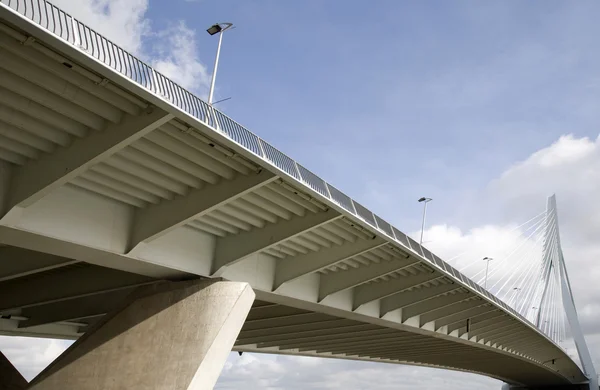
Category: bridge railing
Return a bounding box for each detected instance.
[1,0,533,333]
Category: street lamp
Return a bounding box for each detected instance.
[417,197,432,246]
[206,22,234,105]
[482,257,493,289]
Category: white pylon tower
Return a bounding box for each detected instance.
[534,195,598,390]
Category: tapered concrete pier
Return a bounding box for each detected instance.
[26,279,255,390]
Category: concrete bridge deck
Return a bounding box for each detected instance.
[0,1,591,388]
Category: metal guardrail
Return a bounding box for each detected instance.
[0,0,554,343]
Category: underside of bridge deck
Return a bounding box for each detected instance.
[0,245,583,388]
[0,1,591,388]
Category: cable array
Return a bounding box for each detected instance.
[454,210,548,275]
[441,196,597,382]
[447,202,573,347]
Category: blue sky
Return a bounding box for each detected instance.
[3,0,600,388]
[141,0,600,230]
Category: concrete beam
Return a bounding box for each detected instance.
[0,47,122,123]
[129,170,276,248]
[490,330,534,346]
[239,319,363,340]
[418,300,483,325]
[258,328,399,349]
[467,317,517,338]
[402,292,472,321]
[212,209,341,274]
[236,322,374,345]
[0,161,10,217]
[3,108,172,211]
[0,350,27,389]
[0,264,154,311]
[342,343,468,357]
[0,246,77,282]
[474,323,526,343]
[0,225,189,279]
[318,253,420,300]
[291,333,420,352]
[18,289,136,328]
[353,270,441,309]
[243,312,329,331]
[380,283,460,316]
[446,311,505,334]
[304,336,427,357]
[0,317,82,340]
[434,305,495,329]
[334,338,466,356]
[501,337,545,353]
[27,279,255,390]
[0,33,141,116]
[274,237,386,289]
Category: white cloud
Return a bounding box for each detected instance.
[487,134,600,348]
[421,223,544,308]
[500,134,598,177]
[490,135,600,225]
[0,336,72,381]
[151,21,211,96]
[50,0,150,54]
[50,0,210,94]
[419,133,600,367]
[532,135,596,168]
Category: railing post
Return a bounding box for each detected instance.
[70,17,80,47]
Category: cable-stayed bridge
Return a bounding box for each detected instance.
[439,196,597,389]
[0,1,596,389]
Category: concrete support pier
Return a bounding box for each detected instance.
[27,279,255,390]
[0,351,27,390]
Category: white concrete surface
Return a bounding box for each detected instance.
[27,280,255,390]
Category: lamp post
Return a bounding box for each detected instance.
[417,197,432,246]
[206,22,233,105]
[482,257,493,289]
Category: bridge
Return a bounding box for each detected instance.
[0,1,596,389]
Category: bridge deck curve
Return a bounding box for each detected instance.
[0,0,588,387]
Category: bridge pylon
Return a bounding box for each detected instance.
[512,195,598,390]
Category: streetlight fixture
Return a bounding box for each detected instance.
[417,197,432,246]
[206,22,234,105]
[482,257,493,289]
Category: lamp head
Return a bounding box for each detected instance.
[207,24,222,35]
[207,22,234,35]
[418,197,432,203]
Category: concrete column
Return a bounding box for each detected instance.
[0,350,27,390]
[27,279,255,390]
[0,161,11,218]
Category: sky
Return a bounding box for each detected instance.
[2,0,600,388]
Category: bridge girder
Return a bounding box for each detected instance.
[0,1,591,388]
